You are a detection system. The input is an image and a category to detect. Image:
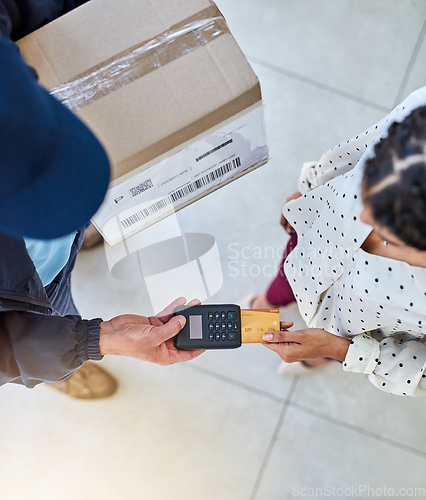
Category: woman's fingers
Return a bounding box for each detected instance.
[262,321,294,342]
[262,329,304,344]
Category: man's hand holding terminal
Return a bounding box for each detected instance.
[98,297,204,365]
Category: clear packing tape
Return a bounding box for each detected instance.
[50,6,229,112]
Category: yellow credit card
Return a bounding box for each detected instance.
[240,309,280,343]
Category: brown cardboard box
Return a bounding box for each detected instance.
[18,0,268,244]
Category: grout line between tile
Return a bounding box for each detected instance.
[249,378,299,500]
[246,55,390,114]
[393,17,426,107]
[184,363,287,403]
[290,401,426,460]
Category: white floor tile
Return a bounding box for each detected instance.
[255,406,426,500]
[215,0,426,109]
[0,358,283,500]
[400,33,426,102]
[187,344,293,401]
[291,360,426,454]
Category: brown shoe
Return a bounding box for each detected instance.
[49,362,118,399]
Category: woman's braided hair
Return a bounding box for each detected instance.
[363,105,426,250]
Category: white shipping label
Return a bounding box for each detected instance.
[93,105,268,245]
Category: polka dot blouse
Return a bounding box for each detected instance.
[283,87,426,396]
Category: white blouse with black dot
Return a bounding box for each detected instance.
[283,87,426,396]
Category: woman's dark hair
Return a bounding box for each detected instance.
[363,105,426,250]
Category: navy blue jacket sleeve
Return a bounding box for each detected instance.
[0,0,90,40]
[0,231,104,387]
[0,312,103,387]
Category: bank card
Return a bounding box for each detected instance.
[241,309,280,343]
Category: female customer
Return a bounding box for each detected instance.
[257,87,426,396]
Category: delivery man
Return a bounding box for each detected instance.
[0,0,202,398]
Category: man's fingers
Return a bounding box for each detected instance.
[186,299,202,307]
[156,297,187,322]
[153,298,202,346]
[149,316,164,327]
[156,297,201,323]
[151,315,186,344]
[170,349,205,364]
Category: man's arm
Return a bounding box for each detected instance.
[0,298,202,388]
[0,311,101,387]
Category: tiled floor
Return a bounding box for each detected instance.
[2,1,426,499]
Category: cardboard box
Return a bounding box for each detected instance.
[18,0,268,245]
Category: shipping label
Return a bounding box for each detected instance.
[92,105,268,245]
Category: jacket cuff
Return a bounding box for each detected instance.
[75,318,104,362]
[343,334,381,374]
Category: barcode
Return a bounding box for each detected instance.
[120,156,241,229]
[195,139,233,162]
[129,179,153,197]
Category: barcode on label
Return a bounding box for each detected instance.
[129,179,153,197]
[120,157,241,229]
